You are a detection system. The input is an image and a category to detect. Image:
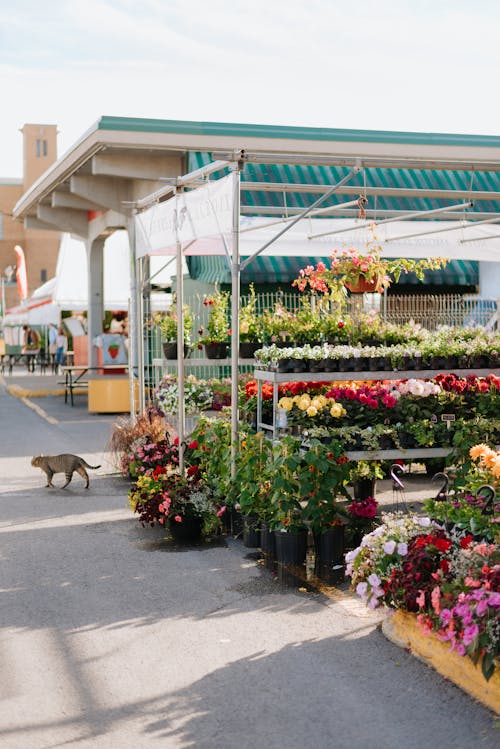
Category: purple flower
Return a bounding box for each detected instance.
[367,573,381,587]
[462,623,479,647]
[488,592,500,607]
[383,540,396,555]
[397,542,408,556]
[356,582,368,597]
[476,599,489,617]
[440,608,452,625]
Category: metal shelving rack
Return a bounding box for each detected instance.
[254,367,500,460]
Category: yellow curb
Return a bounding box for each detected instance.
[6,385,65,398]
[382,609,500,715]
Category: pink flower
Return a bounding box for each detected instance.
[217,506,226,517]
[174,515,182,523]
[416,590,426,608]
[431,586,441,615]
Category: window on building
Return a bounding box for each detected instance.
[41,269,47,283]
[36,139,48,157]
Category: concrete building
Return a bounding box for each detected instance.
[0,124,60,312]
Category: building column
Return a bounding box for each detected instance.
[87,236,105,366]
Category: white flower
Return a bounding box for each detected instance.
[383,540,396,555]
[416,516,432,527]
[397,542,408,556]
[367,573,381,587]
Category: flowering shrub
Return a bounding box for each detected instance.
[128,466,222,536]
[156,375,214,416]
[154,301,194,344]
[277,392,347,422]
[240,284,262,342]
[348,495,378,519]
[293,239,447,300]
[128,467,172,526]
[424,442,500,540]
[121,436,179,479]
[346,514,500,680]
[346,513,437,609]
[197,290,231,345]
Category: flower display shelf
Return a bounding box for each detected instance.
[254,366,500,449]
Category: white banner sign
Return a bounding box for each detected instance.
[135,174,233,258]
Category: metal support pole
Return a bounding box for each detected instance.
[175,191,186,474]
[136,255,146,413]
[231,165,241,479]
[127,217,139,417]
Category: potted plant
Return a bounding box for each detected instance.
[349,460,384,500]
[197,290,231,359]
[239,284,263,358]
[154,299,193,359]
[293,238,448,301]
[165,473,221,542]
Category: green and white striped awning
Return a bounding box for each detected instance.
[187,256,478,288]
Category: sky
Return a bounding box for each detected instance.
[1,0,499,178]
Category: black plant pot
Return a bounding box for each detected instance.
[204,343,229,359]
[314,526,345,581]
[338,357,356,372]
[243,514,261,548]
[239,342,262,359]
[274,529,308,566]
[352,477,377,501]
[260,521,276,558]
[224,507,244,537]
[163,342,190,359]
[169,516,203,543]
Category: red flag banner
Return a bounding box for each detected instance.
[14,245,28,300]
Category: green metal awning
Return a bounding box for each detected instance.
[187,256,478,288]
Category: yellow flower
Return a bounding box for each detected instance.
[311,398,324,411]
[278,397,294,410]
[330,403,344,418]
[240,321,250,334]
[306,406,318,417]
[298,396,311,411]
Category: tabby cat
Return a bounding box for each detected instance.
[31,454,101,489]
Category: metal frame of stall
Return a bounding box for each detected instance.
[130,149,500,475]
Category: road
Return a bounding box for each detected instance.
[0,376,498,748]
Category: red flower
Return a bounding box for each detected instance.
[460,535,474,549]
[338,321,345,329]
[187,440,198,449]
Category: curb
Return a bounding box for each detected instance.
[382,609,500,715]
[6,385,65,398]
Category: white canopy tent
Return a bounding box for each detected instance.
[133,162,500,470]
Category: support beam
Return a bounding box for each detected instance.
[91,152,180,180]
[214,149,500,172]
[37,205,88,237]
[24,215,57,231]
[240,181,500,203]
[52,191,102,211]
[70,175,133,215]
[239,205,500,221]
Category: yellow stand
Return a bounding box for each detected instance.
[88,377,137,413]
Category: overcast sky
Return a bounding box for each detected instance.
[1,0,499,178]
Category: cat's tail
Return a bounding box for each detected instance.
[82,460,101,470]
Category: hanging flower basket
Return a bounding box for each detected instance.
[345,276,382,294]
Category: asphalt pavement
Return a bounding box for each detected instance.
[0,369,498,748]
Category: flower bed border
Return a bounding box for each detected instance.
[382,609,500,715]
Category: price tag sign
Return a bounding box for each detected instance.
[441,414,456,430]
